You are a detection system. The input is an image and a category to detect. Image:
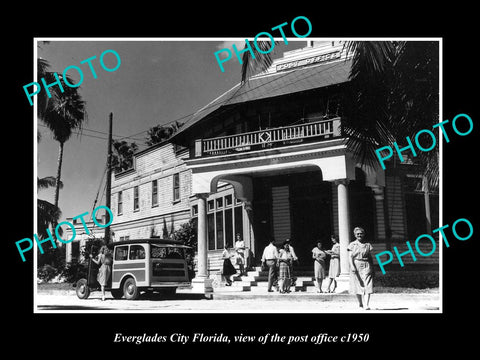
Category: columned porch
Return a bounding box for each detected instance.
[186,134,385,293]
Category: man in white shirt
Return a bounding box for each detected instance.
[261,239,279,292]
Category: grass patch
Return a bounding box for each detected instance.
[37,282,75,291]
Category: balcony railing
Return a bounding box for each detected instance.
[194,117,341,157]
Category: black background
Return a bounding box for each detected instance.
[6,5,478,356]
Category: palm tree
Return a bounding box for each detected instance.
[41,83,87,208]
[112,140,138,173]
[145,121,183,146]
[38,57,88,209]
[342,41,439,187]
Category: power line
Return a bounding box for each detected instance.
[38,60,350,145]
[37,123,145,142]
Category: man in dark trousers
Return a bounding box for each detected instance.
[261,239,279,292]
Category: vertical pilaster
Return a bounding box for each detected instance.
[196,194,208,279]
[191,193,213,294]
[335,179,351,275]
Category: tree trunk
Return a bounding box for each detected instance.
[54,142,64,209]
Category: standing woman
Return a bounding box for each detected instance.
[348,227,374,310]
[234,233,247,276]
[278,242,293,293]
[90,245,112,301]
[325,235,341,293]
[221,245,237,286]
[312,241,327,293]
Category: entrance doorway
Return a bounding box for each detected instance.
[251,170,332,267]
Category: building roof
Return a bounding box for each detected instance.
[174,58,352,138]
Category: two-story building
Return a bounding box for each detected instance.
[68,41,438,293]
[169,40,439,292]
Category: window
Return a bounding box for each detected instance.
[129,245,146,260]
[207,213,215,250]
[152,180,158,207]
[216,211,224,249]
[119,236,130,241]
[404,176,439,239]
[115,246,129,261]
[225,208,233,248]
[173,173,180,202]
[134,186,139,211]
[207,200,215,212]
[197,192,244,251]
[234,206,243,239]
[118,191,123,215]
[151,245,185,259]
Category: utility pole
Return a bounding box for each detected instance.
[104,112,113,244]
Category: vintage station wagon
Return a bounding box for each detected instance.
[76,238,192,300]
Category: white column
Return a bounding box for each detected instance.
[196,194,208,278]
[191,194,213,294]
[336,179,351,275]
[65,241,72,264]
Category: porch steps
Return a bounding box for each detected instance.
[216,266,325,293]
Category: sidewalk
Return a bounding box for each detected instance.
[35,286,440,312]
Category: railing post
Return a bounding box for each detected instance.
[195,139,203,157]
[332,118,341,137]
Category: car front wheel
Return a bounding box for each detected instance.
[76,278,90,299]
[123,278,139,300]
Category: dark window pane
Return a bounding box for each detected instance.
[207,213,215,250]
[225,209,233,248]
[216,211,224,249]
[129,245,146,260]
[134,186,139,210]
[207,200,215,212]
[152,180,158,206]
[115,246,129,261]
[234,206,243,240]
[173,174,180,201]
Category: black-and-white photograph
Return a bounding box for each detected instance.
[33,38,442,313]
[7,9,478,354]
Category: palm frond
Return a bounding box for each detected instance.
[241,40,278,83]
[37,176,63,191]
[344,41,398,80]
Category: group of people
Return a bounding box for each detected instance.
[260,236,341,294]
[221,234,248,286]
[260,238,298,293]
[91,226,374,309]
[256,227,374,309]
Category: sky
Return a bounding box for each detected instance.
[36,39,306,224]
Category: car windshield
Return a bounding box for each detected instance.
[151,245,185,259]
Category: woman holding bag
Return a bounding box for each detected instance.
[221,246,237,286]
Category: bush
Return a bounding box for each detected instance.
[171,219,197,279]
[374,270,439,289]
[60,261,89,284]
[37,264,59,283]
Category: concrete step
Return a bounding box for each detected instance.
[215,285,252,292]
